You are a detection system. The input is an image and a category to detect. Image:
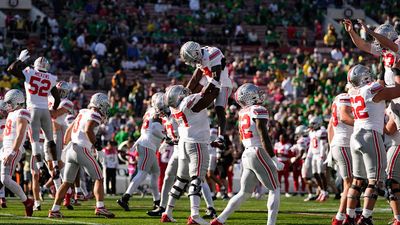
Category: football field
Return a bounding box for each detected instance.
[0,195,393,225]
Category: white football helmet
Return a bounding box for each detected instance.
[56,81,71,99]
[164,85,191,108]
[34,57,50,72]
[88,93,110,117]
[347,64,373,88]
[234,83,265,108]
[4,89,25,112]
[180,41,202,67]
[152,92,170,115]
[309,116,322,130]
[295,125,308,137]
[373,23,398,52]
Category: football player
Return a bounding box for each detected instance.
[161,82,219,224]
[289,125,309,196]
[117,93,167,211]
[211,83,284,225]
[343,65,400,225]
[180,41,233,150]
[7,50,61,181]
[48,93,114,218]
[0,89,34,216]
[328,93,354,225]
[0,100,7,208]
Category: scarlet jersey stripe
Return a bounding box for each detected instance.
[209,50,221,61]
[370,85,384,94]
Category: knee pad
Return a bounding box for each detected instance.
[188,177,202,197]
[364,183,378,200]
[347,184,362,200]
[169,176,188,199]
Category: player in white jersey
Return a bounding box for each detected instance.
[211,83,284,225]
[162,82,219,224]
[180,41,233,149]
[328,93,354,225]
[0,100,7,208]
[7,50,61,180]
[308,116,329,202]
[49,93,114,218]
[117,92,167,211]
[0,89,34,216]
[343,19,400,87]
[343,64,400,225]
[384,102,400,225]
[289,125,308,196]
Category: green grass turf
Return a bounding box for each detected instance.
[0,195,393,225]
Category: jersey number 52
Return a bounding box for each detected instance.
[29,76,51,97]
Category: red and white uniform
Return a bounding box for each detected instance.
[198,46,232,88]
[173,93,210,143]
[331,93,354,147]
[309,129,327,159]
[23,67,57,109]
[71,109,102,149]
[274,142,292,163]
[135,108,165,152]
[238,105,269,148]
[49,96,74,126]
[371,39,400,87]
[3,109,31,154]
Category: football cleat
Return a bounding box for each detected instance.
[210,218,224,225]
[147,206,165,217]
[95,207,115,218]
[48,210,63,218]
[24,198,34,217]
[332,217,343,225]
[356,215,373,225]
[75,192,87,201]
[1,198,7,208]
[153,200,160,210]
[203,207,217,219]
[392,219,400,225]
[342,215,356,225]
[116,199,130,211]
[33,205,41,211]
[187,216,209,225]
[161,213,177,222]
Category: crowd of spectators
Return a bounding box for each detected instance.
[0,0,397,194]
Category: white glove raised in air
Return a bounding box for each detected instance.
[18,49,30,62]
[272,156,285,171]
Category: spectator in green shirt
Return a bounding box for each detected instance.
[114,125,130,146]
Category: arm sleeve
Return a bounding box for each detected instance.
[88,112,102,124]
[17,109,31,123]
[366,82,384,101]
[337,94,351,107]
[249,105,269,119]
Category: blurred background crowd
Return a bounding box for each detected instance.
[1,0,399,196]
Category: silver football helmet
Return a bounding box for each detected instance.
[295,125,308,137]
[309,116,322,130]
[88,93,110,117]
[372,23,399,52]
[152,92,170,115]
[164,85,191,108]
[34,57,50,72]
[347,64,373,88]
[56,81,71,99]
[4,89,25,112]
[234,83,265,108]
[180,41,202,67]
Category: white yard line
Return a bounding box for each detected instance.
[0,213,103,225]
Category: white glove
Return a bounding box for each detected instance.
[18,49,30,62]
[272,156,285,171]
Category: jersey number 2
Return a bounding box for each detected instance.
[29,76,51,97]
[239,114,253,140]
[350,96,369,119]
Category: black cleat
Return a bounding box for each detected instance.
[153,200,160,210]
[357,215,374,225]
[117,199,130,211]
[146,206,165,217]
[65,204,74,210]
[203,207,217,219]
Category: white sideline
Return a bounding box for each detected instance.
[0,213,103,225]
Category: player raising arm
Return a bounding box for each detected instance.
[211,84,284,225]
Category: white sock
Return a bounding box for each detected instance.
[267,188,280,225]
[160,173,175,208]
[362,208,373,218]
[75,187,82,193]
[347,208,356,218]
[51,204,60,211]
[53,178,62,191]
[336,212,345,220]
[125,170,148,195]
[96,201,104,208]
[190,195,200,217]
[201,182,214,208]
[150,173,160,202]
[34,200,41,207]
[165,195,177,217]
[218,192,250,223]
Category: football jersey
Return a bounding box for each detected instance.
[348,82,385,134]
[23,67,58,109]
[71,109,102,149]
[3,109,31,153]
[172,93,210,143]
[65,114,75,126]
[370,39,400,86]
[197,46,232,88]
[238,105,269,148]
[274,142,292,162]
[136,108,165,151]
[163,115,179,141]
[49,96,74,126]
[330,93,354,147]
[308,129,327,156]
